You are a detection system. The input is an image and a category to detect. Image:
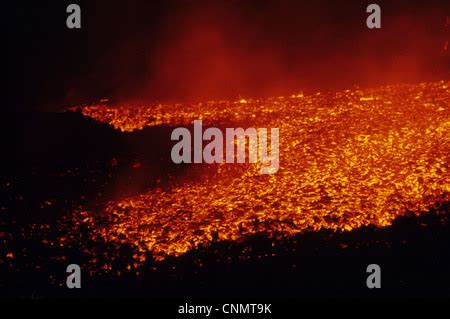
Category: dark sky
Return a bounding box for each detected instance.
[6,0,450,111]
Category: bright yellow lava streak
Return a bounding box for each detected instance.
[73,81,450,262]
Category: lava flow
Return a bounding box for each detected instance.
[73,80,449,262]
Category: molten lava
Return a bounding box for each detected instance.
[73,81,449,262]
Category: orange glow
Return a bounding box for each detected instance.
[71,80,449,263]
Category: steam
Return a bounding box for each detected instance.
[62,1,449,106]
[133,1,449,103]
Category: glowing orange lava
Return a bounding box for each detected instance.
[73,81,450,262]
